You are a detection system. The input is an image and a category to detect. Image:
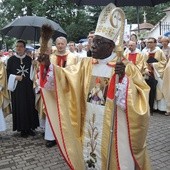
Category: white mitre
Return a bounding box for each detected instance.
[95,3,124,44]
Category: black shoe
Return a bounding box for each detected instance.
[150,109,153,116]
[45,140,56,148]
[158,110,166,115]
[27,129,36,136]
[153,109,158,113]
[20,131,28,138]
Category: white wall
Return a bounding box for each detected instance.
[147,11,170,39]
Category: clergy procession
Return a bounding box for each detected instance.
[0,2,170,170]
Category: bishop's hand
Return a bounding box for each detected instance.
[115,62,125,78]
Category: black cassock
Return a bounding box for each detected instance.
[7,55,39,131]
[145,55,158,113]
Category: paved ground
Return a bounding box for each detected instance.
[0,112,170,170]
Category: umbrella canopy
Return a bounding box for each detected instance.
[26,45,35,51]
[1,16,66,41]
[74,0,169,6]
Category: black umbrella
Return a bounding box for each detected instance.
[1,16,66,41]
[74,0,170,33]
[74,0,169,6]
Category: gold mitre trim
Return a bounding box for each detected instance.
[95,3,121,41]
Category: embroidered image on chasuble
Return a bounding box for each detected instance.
[84,63,114,169]
[88,76,109,105]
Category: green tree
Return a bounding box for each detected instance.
[0,0,97,42]
[66,6,102,42]
[0,0,170,46]
[123,2,170,25]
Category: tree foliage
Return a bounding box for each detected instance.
[0,0,170,46]
[123,2,170,25]
[0,0,99,43]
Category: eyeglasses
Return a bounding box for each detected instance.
[88,36,94,39]
[147,41,155,43]
[16,45,25,48]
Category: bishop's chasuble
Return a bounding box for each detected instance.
[0,61,10,131]
[40,53,151,170]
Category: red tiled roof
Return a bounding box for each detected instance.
[132,22,154,31]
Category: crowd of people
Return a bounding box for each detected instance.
[0,3,170,170]
[123,35,170,116]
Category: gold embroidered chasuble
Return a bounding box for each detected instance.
[0,61,10,117]
[41,57,151,170]
[33,61,46,120]
[145,49,167,101]
[144,49,167,78]
[125,53,146,74]
[50,50,77,67]
[35,50,77,119]
[162,59,170,112]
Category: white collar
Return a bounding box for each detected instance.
[129,49,140,54]
[15,53,26,59]
[148,46,160,53]
[98,53,116,64]
[129,51,136,54]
